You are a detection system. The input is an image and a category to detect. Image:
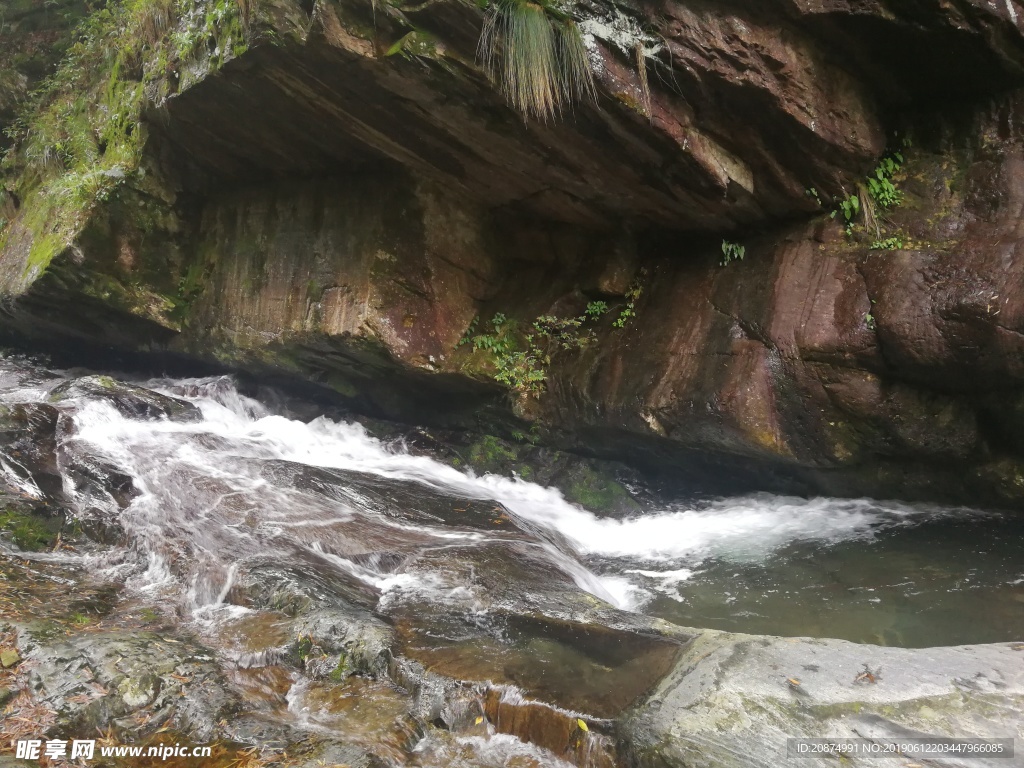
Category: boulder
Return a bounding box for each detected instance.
[49,375,201,423]
[624,630,1024,768]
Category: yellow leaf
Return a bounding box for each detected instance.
[474,716,483,725]
[576,718,589,732]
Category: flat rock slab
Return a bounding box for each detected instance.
[625,631,1024,768]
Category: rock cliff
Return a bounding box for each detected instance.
[5,0,1024,505]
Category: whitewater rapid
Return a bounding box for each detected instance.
[39,374,964,615]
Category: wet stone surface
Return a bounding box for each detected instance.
[48,376,202,423]
[0,356,1022,768]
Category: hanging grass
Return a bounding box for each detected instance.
[479,0,595,121]
[556,19,596,106]
[634,40,650,117]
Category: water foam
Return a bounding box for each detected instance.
[56,374,972,612]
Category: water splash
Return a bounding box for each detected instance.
[38,374,979,617]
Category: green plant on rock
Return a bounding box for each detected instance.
[464,272,648,395]
[864,299,877,331]
[464,313,552,395]
[612,268,647,328]
[719,240,745,267]
[835,193,859,230]
[461,314,530,391]
[493,348,548,393]
[533,313,586,348]
[328,652,349,681]
[866,153,903,210]
[829,150,904,238]
[870,235,904,251]
[172,0,248,73]
[456,315,479,347]
[478,0,596,121]
[470,312,514,354]
[463,304,596,395]
[295,634,316,662]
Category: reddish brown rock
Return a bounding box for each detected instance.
[6,0,1024,505]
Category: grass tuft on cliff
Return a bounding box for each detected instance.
[478,0,595,121]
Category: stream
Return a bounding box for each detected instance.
[2,351,1023,766]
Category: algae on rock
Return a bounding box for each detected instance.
[0,0,252,294]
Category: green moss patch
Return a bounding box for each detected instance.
[1,0,252,292]
[466,434,521,474]
[562,463,636,513]
[0,500,64,551]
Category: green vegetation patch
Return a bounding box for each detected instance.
[1,0,251,287]
[719,240,745,267]
[563,463,635,513]
[830,148,906,238]
[458,276,647,398]
[0,500,64,551]
[466,434,521,474]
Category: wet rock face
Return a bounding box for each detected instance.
[180,175,495,397]
[6,0,1024,504]
[49,375,202,423]
[0,402,62,499]
[622,630,1024,768]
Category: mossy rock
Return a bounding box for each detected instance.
[465,434,522,475]
[0,497,64,551]
[558,463,639,515]
[460,434,640,514]
[49,375,201,422]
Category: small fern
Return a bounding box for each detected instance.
[479,0,595,121]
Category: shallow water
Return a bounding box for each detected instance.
[617,511,1024,646]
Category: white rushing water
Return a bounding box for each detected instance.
[24,373,960,616]
[5,358,1023,768]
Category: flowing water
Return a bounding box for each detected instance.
[2,353,1024,764]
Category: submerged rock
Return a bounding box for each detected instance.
[49,375,201,422]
